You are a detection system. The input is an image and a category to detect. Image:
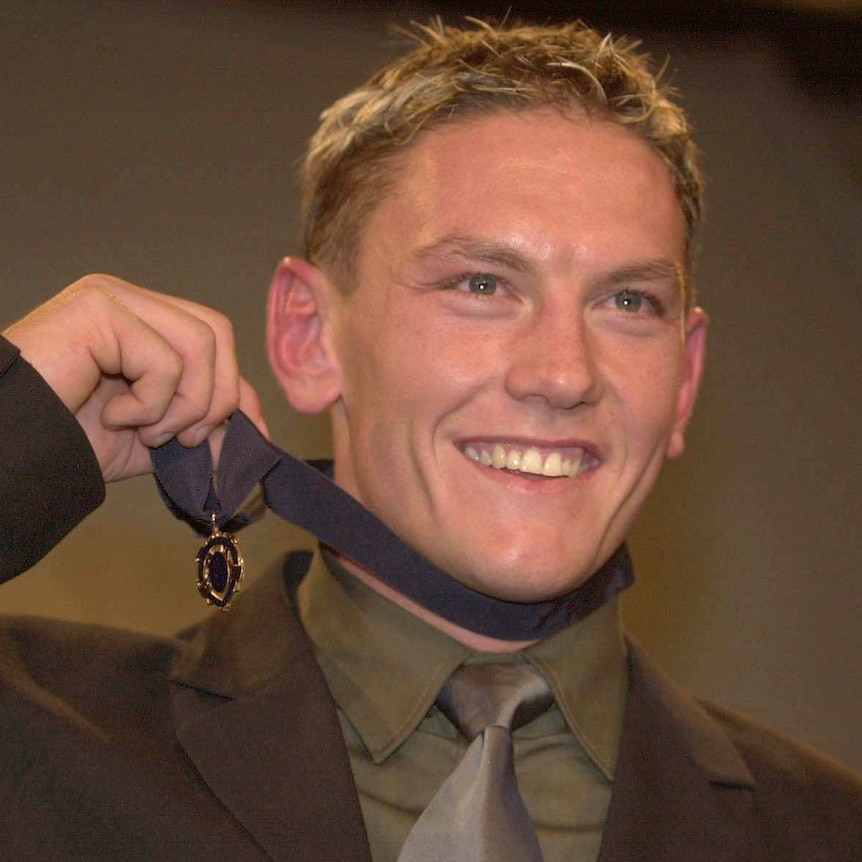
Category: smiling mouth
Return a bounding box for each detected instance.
[460,442,595,478]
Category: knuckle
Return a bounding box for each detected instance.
[61,275,133,318]
[205,309,236,353]
[162,348,185,383]
[174,299,234,343]
[61,279,110,308]
[187,316,218,357]
[67,273,125,298]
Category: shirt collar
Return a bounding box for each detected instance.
[525,599,627,779]
[298,548,471,763]
[298,547,626,777]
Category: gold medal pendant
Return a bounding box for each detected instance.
[196,514,244,611]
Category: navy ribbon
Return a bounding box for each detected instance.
[151,412,633,641]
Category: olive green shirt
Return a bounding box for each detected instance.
[297,549,627,862]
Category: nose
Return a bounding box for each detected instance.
[503,308,602,410]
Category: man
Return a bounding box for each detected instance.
[1,18,860,861]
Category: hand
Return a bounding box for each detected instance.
[3,274,268,482]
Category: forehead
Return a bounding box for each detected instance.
[354,108,686,276]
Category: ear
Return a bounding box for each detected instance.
[266,257,342,415]
[666,306,708,460]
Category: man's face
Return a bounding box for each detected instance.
[324,108,706,602]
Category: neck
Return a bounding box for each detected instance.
[338,555,539,652]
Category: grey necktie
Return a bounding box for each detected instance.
[397,663,552,862]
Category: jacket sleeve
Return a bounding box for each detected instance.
[0,335,105,582]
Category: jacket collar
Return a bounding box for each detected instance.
[598,638,757,862]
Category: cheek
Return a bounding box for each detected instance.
[368,326,482,407]
[337,333,430,453]
[614,351,686,441]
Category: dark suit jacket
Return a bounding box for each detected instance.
[2,337,861,859]
[1,549,861,861]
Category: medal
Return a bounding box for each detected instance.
[195,514,244,611]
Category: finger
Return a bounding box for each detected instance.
[237,377,270,440]
[133,315,218,447]
[172,310,242,447]
[174,375,267,450]
[105,289,231,447]
[91,296,187,431]
[91,281,244,448]
[76,376,159,480]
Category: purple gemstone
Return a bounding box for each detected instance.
[209,551,229,592]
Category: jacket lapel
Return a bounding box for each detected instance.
[598,639,758,862]
[170,552,371,862]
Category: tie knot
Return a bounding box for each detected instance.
[436,662,553,740]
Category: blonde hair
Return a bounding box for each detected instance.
[302,18,703,289]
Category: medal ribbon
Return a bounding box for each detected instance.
[151,411,633,641]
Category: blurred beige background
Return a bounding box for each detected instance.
[1,0,860,771]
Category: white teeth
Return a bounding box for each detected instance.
[463,443,588,478]
[520,448,543,475]
[542,452,563,477]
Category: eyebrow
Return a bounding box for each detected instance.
[412,234,686,292]
[594,259,686,292]
[411,235,539,276]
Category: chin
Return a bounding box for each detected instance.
[451,552,597,603]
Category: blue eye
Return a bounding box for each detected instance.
[467,274,498,295]
[614,290,644,312]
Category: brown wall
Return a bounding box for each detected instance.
[2,0,860,771]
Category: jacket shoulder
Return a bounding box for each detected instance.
[615,639,862,860]
[700,697,862,842]
[0,614,187,743]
